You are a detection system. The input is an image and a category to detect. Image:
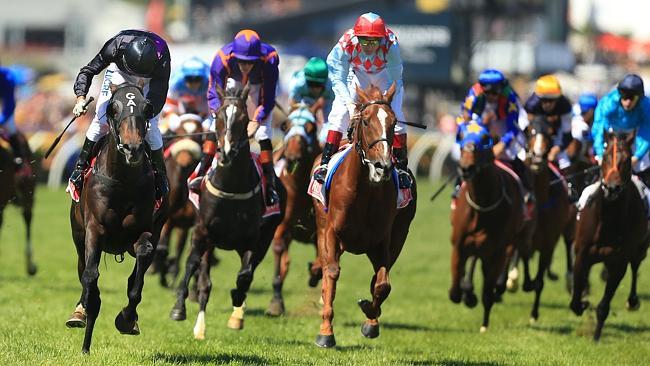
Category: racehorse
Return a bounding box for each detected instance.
[0,133,37,276]
[524,117,572,321]
[266,105,322,316]
[450,121,532,332]
[570,131,649,341]
[312,83,417,348]
[65,83,168,354]
[169,85,286,340]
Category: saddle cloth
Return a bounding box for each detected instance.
[188,152,281,218]
[307,144,413,211]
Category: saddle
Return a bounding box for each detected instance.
[307,144,413,211]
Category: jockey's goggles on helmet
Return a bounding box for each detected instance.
[480,83,501,94]
[358,37,380,47]
[306,80,324,88]
[620,91,639,102]
[540,97,559,103]
[184,75,203,83]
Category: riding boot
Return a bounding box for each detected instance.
[188,139,216,193]
[259,139,278,206]
[69,138,96,192]
[313,142,338,183]
[393,146,413,189]
[150,148,169,200]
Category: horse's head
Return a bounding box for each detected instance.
[457,121,494,180]
[601,130,634,200]
[353,82,397,184]
[214,84,250,166]
[526,116,555,172]
[281,104,317,172]
[107,83,148,166]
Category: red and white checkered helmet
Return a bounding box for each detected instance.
[353,12,386,38]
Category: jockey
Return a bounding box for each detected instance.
[164,57,210,126]
[523,75,573,167]
[312,12,412,189]
[288,57,334,142]
[571,93,598,161]
[192,29,279,206]
[70,29,171,199]
[592,74,650,186]
[0,66,30,174]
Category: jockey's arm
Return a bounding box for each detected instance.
[253,54,280,123]
[145,55,171,119]
[326,43,352,105]
[386,40,404,92]
[207,49,229,113]
[633,97,650,163]
[74,37,116,98]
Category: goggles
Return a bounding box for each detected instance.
[358,38,380,47]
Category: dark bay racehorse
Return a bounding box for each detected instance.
[170,85,285,340]
[266,105,322,316]
[312,83,417,348]
[65,84,168,354]
[450,122,533,332]
[0,134,37,276]
[570,131,649,341]
[524,118,572,321]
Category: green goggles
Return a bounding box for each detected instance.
[358,38,380,47]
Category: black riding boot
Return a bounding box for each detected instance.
[150,148,169,200]
[313,142,338,183]
[8,134,26,170]
[69,138,96,192]
[393,147,413,189]
[262,161,279,206]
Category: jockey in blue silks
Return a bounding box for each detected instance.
[0,66,30,174]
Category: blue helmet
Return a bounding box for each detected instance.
[578,93,598,112]
[180,57,209,82]
[478,69,506,92]
[457,119,493,150]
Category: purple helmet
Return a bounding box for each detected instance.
[232,30,262,61]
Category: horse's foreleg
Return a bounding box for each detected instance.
[626,258,641,311]
[315,228,340,348]
[461,256,479,308]
[449,243,466,304]
[153,221,172,286]
[115,232,154,336]
[170,227,190,282]
[170,226,207,321]
[570,245,592,316]
[358,245,391,339]
[531,243,554,322]
[480,250,506,333]
[22,203,36,276]
[227,249,254,330]
[563,217,576,293]
[594,261,627,341]
[267,223,290,316]
[194,248,213,340]
[80,229,102,354]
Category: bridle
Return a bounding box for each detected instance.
[353,100,393,166]
[215,95,249,156]
[107,84,148,158]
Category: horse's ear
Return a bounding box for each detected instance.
[384,81,397,103]
[109,83,119,94]
[355,84,369,103]
[241,82,250,101]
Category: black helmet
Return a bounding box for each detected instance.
[617,74,644,96]
[122,37,158,76]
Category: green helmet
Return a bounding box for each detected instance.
[304,57,328,84]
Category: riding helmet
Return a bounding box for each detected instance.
[232,29,262,61]
[122,37,159,76]
[353,12,386,38]
[617,74,645,96]
[478,69,506,92]
[304,57,328,84]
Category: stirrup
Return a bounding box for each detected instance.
[397,169,412,189]
[265,185,279,206]
[188,176,204,193]
[313,164,328,184]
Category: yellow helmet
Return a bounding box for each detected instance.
[534,75,562,99]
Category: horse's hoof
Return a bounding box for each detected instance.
[227,316,244,330]
[27,264,37,276]
[449,288,462,304]
[115,311,140,335]
[361,321,379,339]
[626,298,641,311]
[479,326,488,333]
[522,281,535,293]
[547,270,559,281]
[66,304,86,328]
[494,292,503,304]
[170,306,186,321]
[506,278,519,293]
[463,293,478,308]
[315,334,336,348]
[266,298,285,317]
[307,262,321,288]
[570,300,589,316]
[529,316,537,325]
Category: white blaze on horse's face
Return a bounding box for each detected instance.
[224,104,237,154]
[366,107,392,184]
[376,108,391,161]
[533,133,544,157]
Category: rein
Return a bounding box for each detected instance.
[216,96,249,155]
[465,173,511,212]
[354,100,392,167]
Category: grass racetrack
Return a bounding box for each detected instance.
[1,183,649,365]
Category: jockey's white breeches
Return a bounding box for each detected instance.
[86,63,163,150]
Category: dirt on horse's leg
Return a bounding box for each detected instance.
[170,226,207,321]
[569,246,592,316]
[115,232,154,336]
[80,229,102,354]
[449,243,466,304]
[267,225,289,317]
[315,228,340,348]
[153,221,171,284]
[530,244,553,323]
[626,258,641,311]
[480,250,505,333]
[193,248,213,340]
[594,261,626,341]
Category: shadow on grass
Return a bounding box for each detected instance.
[607,323,650,334]
[341,321,468,333]
[430,360,505,366]
[151,352,270,365]
[529,324,573,335]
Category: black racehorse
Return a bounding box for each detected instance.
[65,83,168,353]
[170,85,285,340]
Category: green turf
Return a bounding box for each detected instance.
[0,183,649,365]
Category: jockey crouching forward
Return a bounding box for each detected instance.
[452,69,533,214]
[288,57,334,144]
[70,29,171,199]
[0,66,31,175]
[580,74,650,210]
[163,57,210,132]
[312,12,412,189]
[190,29,279,206]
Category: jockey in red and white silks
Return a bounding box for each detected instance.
[313,12,411,189]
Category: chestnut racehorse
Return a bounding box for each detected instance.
[570,131,649,340]
[312,83,417,348]
[267,105,322,316]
